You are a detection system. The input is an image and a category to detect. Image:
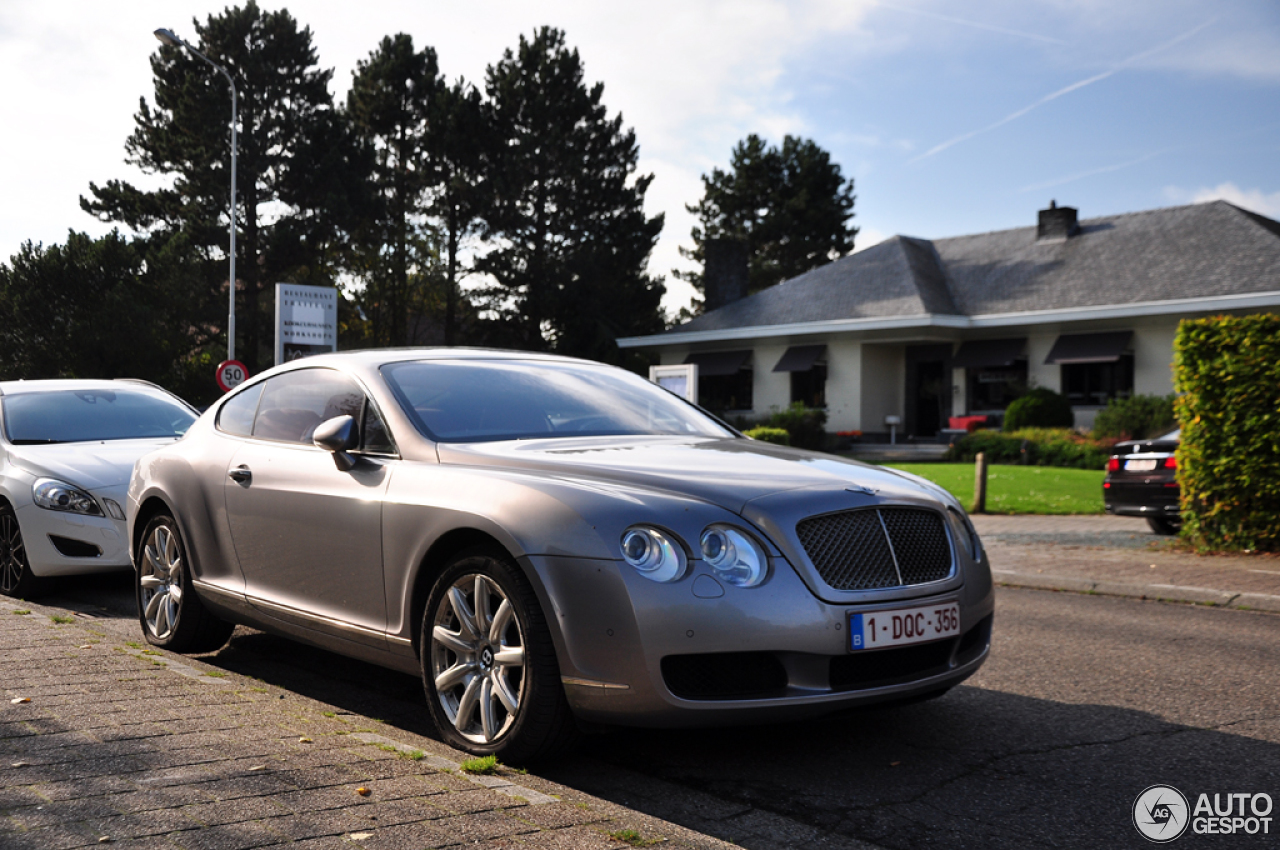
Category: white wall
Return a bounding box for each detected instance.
[1133,320,1178,396]
[752,343,791,418]
[1026,332,1059,392]
[824,339,862,432]
[951,366,966,417]
[860,344,904,433]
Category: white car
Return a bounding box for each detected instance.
[1,379,197,598]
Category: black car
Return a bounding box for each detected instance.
[1103,429,1180,534]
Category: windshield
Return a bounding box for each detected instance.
[382,360,735,442]
[3,388,196,444]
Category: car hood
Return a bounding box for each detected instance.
[5,438,181,491]
[438,436,944,513]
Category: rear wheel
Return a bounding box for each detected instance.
[136,514,234,653]
[422,548,579,763]
[1147,517,1180,536]
[0,504,48,599]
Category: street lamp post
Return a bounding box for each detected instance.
[154,27,237,362]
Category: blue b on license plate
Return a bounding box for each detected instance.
[849,603,960,651]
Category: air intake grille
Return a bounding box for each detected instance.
[796,507,952,590]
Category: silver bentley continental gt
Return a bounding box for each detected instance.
[127,349,994,762]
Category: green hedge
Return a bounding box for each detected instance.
[744,426,790,446]
[1174,315,1280,552]
[763,403,828,450]
[1003,387,1074,431]
[944,427,1111,469]
[1092,394,1177,440]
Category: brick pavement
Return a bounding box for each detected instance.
[0,600,737,850]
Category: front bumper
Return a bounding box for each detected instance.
[16,502,131,577]
[527,551,995,727]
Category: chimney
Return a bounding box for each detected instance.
[1037,200,1079,242]
[703,238,749,311]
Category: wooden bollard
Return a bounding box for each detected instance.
[973,451,988,514]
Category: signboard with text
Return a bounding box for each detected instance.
[275,283,338,365]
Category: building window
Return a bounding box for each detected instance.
[791,363,826,408]
[967,361,1027,412]
[1062,355,1133,406]
[699,369,753,413]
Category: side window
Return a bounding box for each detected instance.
[252,369,366,445]
[217,382,265,437]
[361,403,395,454]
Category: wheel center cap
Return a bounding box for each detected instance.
[480,647,494,669]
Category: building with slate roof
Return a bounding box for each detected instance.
[618,201,1280,438]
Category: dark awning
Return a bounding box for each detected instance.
[1044,331,1133,365]
[684,350,752,376]
[772,345,826,373]
[951,338,1026,369]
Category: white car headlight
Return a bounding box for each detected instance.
[621,526,687,583]
[33,478,104,516]
[946,507,982,562]
[700,525,769,587]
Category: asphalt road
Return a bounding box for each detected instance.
[44,572,1280,850]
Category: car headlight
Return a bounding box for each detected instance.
[33,478,104,516]
[621,526,687,583]
[946,507,982,562]
[700,524,769,587]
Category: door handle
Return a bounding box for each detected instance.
[228,466,252,484]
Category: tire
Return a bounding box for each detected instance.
[0,504,48,599]
[136,513,234,653]
[1146,517,1180,536]
[422,547,579,764]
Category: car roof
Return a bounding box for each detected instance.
[0,378,174,396]
[249,348,607,383]
[284,347,595,368]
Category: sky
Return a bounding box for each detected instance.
[3,0,1279,316]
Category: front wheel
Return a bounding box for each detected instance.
[136,513,234,653]
[422,548,579,763]
[0,504,47,599]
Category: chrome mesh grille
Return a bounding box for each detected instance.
[795,507,952,590]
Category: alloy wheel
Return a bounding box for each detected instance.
[139,523,184,640]
[0,511,26,595]
[429,573,527,745]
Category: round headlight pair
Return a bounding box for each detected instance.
[620,524,769,588]
[620,527,686,583]
[699,525,769,587]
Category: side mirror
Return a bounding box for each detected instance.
[313,415,359,471]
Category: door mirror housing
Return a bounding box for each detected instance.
[313,415,359,471]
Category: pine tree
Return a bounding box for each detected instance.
[477,27,665,363]
[678,134,857,301]
[81,2,339,373]
[347,33,441,347]
[425,80,491,346]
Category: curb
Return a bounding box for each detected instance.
[992,570,1280,613]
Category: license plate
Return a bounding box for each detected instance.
[1125,458,1158,471]
[849,603,960,651]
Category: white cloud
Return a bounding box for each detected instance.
[1166,182,1280,217]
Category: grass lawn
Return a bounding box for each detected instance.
[880,462,1105,515]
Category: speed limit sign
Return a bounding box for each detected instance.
[216,359,249,393]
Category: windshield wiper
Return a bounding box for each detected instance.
[10,439,67,445]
